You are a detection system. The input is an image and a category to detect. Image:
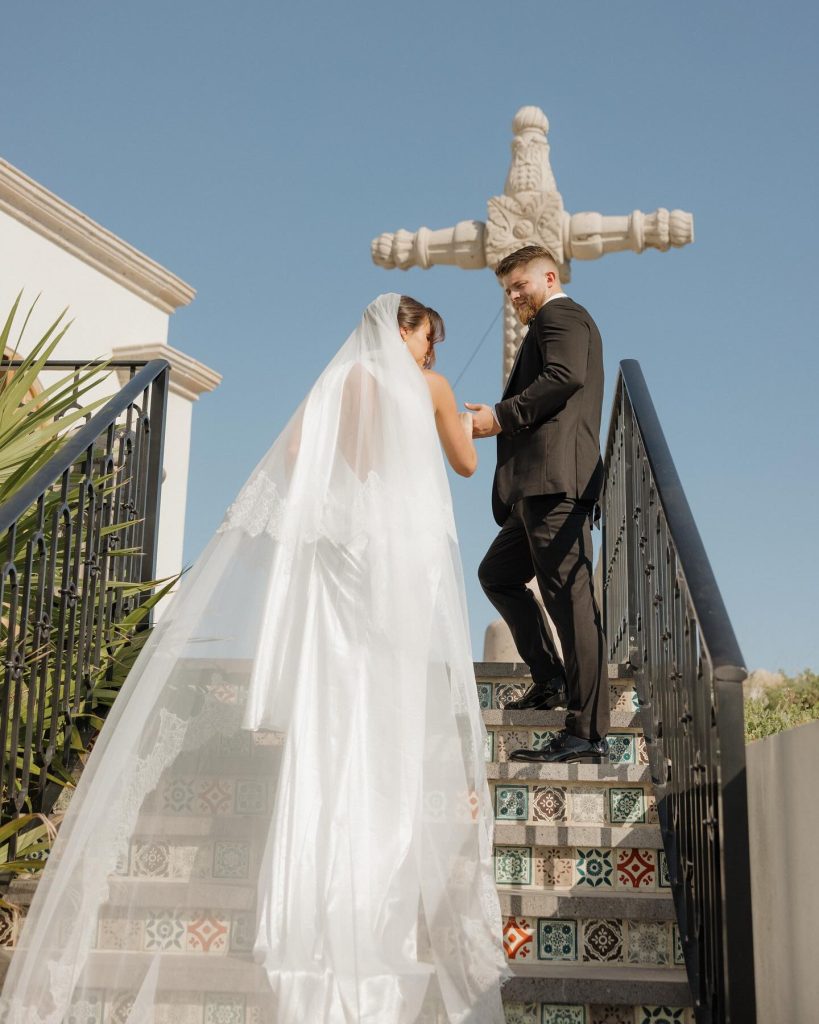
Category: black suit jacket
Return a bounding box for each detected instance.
[491,296,604,526]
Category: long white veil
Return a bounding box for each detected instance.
[0,293,510,1024]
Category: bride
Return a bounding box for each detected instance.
[0,293,510,1023]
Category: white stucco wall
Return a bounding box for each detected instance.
[0,209,170,353]
[0,205,196,595]
[160,391,193,582]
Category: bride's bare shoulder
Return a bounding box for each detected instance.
[422,369,454,408]
[422,368,452,390]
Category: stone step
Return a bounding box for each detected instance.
[487,763,651,783]
[101,876,256,909]
[83,878,676,921]
[90,898,680,969]
[134,814,268,838]
[502,963,691,1020]
[477,683,637,718]
[486,729,646,765]
[2,947,264,993]
[0,949,691,1019]
[474,666,639,761]
[1,876,38,902]
[497,887,674,921]
[478,681,639,712]
[483,709,640,728]
[474,662,633,682]
[494,823,662,849]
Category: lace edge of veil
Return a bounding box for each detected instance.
[215,469,456,545]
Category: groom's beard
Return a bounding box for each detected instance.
[513,296,542,325]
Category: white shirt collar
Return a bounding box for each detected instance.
[544,291,568,304]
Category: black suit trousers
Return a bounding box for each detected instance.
[478,495,609,742]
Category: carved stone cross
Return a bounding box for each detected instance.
[372,106,694,383]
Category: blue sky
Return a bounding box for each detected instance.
[2,1,817,672]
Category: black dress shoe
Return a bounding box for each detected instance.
[510,731,610,764]
[504,676,567,711]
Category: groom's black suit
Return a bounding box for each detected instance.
[479,295,609,742]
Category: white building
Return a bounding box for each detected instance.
[0,157,220,593]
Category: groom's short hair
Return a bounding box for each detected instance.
[495,245,559,278]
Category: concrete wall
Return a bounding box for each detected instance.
[747,719,819,1023]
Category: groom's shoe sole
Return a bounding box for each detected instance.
[509,751,607,764]
[504,688,567,712]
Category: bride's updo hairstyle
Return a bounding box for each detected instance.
[398,295,445,369]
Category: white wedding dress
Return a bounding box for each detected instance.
[0,293,510,1023]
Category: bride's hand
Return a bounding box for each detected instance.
[458,411,474,440]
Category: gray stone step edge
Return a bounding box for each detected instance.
[493,822,663,849]
[502,962,690,1006]
[0,947,689,1007]
[483,710,640,728]
[2,877,674,921]
[487,763,652,783]
[474,662,632,682]
[496,886,674,922]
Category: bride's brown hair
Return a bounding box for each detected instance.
[398,295,445,369]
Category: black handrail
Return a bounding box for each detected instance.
[0,359,170,861]
[601,360,756,1024]
[0,361,169,537]
[1,360,169,368]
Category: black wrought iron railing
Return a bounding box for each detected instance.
[0,360,170,860]
[601,360,755,1024]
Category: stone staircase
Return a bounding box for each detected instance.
[0,662,692,1024]
[477,662,691,1024]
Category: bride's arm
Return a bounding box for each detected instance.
[424,371,478,477]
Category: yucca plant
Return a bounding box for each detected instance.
[0,293,116,501]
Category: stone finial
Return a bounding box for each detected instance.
[487,105,566,274]
[512,106,550,135]
[504,106,557,198]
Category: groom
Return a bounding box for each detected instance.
[466,245,609,763]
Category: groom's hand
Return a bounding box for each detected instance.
[464,402,501,438]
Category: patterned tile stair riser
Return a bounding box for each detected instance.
[502,1006,695,1024]
[476,680,641,715]
[501,916,685,965]
[491,783,658,825]
[485,729,647,766]
[494,845,671,891]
